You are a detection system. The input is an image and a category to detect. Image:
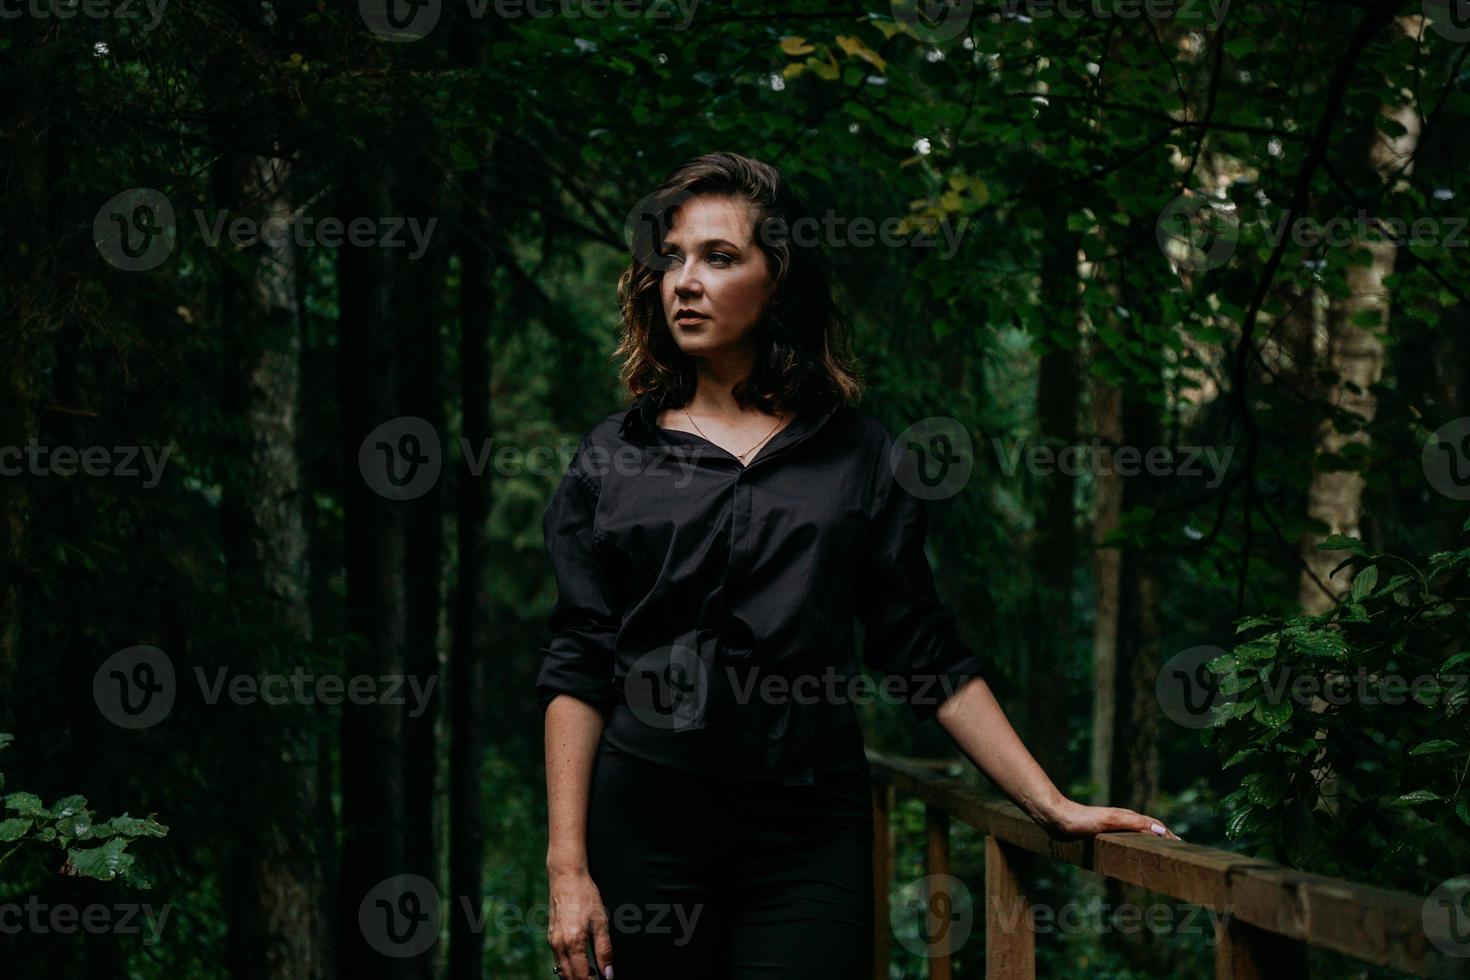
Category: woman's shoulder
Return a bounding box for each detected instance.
[834,403,900,450]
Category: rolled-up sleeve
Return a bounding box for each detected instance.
[534,441,619,714]
[855,429,984,723]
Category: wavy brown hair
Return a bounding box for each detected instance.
[613,152,864,418]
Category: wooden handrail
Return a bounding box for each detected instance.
[867,750,1467,979]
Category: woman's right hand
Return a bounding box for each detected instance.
[547,868,613,980]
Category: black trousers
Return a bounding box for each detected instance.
[586,738,875,979]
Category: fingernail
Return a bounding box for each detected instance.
[1150,823,1166,836]
[604,967,614,979]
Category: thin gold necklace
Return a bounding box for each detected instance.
[684,407,787,463]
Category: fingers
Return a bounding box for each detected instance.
[563,933,592,980]
[548,916,593,979]
[590,913,615,979]
[1139,813,1183,841]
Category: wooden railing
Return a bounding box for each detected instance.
[868,750,1466,979]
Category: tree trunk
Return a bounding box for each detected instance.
[1028,194,1080,781]
[448,102,494,980]
[217,154,331,980]
[1296,99,1420,612]
[1088,367,1123,805]
[337,157,413,980]
[394,127,448,980]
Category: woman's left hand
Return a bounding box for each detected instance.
[1042,798,1182,842]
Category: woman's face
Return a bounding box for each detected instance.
[657,193,776,360]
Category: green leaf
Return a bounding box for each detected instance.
[1408,740,1460,756]
[104,813,169,839]
[66,838,134,881]
[1222,749,1254,769]
[0,817,32,842]
[1317,534,1366,556]
[1213,699,1256,725]
[1278,734,1318,757]
[1252,698,1294,729]
[1350,565,1378,601]
[1390,789,1444,806]
[1244,770,1289,808]
[1234,616,1278,634]
[1226,804,1271,840]
[1441,651,1470,673]
[4,793,46,818]
[50,795,87,819]
[1289,631,1348,661]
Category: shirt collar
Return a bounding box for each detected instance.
[618,389,844,450]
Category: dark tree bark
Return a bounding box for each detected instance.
[393,116,449,980]
[337,155,412,980]
[1027,192,1081,781]
[216,153,331,980]
[448,130,495,980]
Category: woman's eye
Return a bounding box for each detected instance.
[707,252,734,267]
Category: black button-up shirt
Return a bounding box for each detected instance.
[534,389,984,786]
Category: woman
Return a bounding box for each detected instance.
[537,152,1179,980]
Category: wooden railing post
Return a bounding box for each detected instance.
[873,778,893,980]
[985,835,1036,980]
[1214,915,1309,978]
[925,804,954,979]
